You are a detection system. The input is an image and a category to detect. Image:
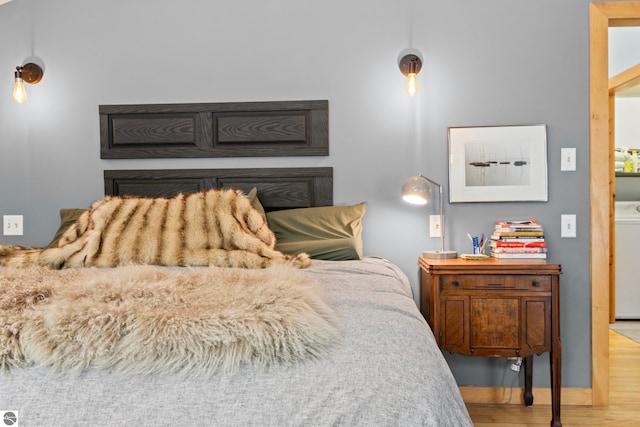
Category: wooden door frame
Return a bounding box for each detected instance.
[590,1,640,406]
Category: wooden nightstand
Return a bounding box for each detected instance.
[419,257,562,427]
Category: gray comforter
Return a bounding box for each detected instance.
[0,257,472,427]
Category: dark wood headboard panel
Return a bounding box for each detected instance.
[99,100,328,159]
[104,167,333,211]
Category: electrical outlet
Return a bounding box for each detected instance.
[429,215,441,238]
[561,214,576,238]
[3,215,24,236]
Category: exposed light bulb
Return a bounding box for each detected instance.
[405,73,418,96]
[13,76,27,103]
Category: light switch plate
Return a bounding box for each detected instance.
[561,214,576,238]
[3,215,23,236]
[561,148,577,171]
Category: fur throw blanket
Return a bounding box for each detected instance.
[0,189,310,269]
[0,265,340,375]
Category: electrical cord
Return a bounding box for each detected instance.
[467,357,522,407]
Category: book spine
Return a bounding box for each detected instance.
[491,231,544,237]
[490,237,546,243]
[490,241,547,248]
[495,220,540,226]
[492,248,547,253]
[494,228,544,233]
[491,252,547,259]
[494,220,542,232]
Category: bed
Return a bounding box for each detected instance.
[1,260,471,426]
[1,103,471,426]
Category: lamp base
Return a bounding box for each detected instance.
[422,249,458,259]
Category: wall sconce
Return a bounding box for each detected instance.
[398,52,422,96]
[13,63,44,103]
[402,174,457,259]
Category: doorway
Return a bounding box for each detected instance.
[590,1,640,406]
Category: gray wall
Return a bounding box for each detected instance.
[0,0,594,388]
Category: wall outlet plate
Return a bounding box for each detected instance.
[429,215,442,238]
[3,215,24,236]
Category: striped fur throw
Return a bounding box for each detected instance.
[0,189,310,269]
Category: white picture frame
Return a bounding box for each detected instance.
[448,124,548,203]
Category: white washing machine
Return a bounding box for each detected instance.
[615,201,640,319]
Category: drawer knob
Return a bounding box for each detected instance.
[452,280,460,287]
[533,281,541,287]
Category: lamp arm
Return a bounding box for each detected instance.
[417,175,446,254]
[438,183,445,254]
[417,174,442,189]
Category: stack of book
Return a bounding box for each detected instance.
[490,219,547,259]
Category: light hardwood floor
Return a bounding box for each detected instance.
[466,330,640,426]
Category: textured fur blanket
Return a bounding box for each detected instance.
[0,189,310,269]
[0,265,340,375]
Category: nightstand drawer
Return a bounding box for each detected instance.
[441,274,551,291]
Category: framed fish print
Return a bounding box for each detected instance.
[448,124,548,203]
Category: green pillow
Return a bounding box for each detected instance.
[266,203,366,261]
[47,208,87,247]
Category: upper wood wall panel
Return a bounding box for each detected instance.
[100,100,328,158]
